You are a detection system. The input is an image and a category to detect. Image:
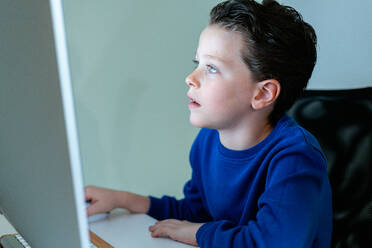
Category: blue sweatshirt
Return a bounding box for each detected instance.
[148,115,333,248]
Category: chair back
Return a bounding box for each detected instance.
[288,87,372,248]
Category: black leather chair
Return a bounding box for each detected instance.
[287,87,372,248]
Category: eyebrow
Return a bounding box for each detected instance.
[195,53,229,65]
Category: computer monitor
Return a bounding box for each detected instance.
[0,0,90,247]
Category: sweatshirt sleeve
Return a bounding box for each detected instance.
[147,170,212,223]
[196,153,332,248]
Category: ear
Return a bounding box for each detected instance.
[252,79,280,110]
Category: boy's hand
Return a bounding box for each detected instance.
[84,185,119,216]
[149,219,204,247]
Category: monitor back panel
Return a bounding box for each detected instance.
[0,0,89,247]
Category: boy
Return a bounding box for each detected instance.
[85,0,333,247]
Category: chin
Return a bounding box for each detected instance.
[189,116,209,129]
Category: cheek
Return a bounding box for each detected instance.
[209,83,254,117]
[232,79,255,106]
[205,86,237,112]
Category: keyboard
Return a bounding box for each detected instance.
[15,235,31,248]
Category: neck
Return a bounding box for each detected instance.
[218,115,273,151]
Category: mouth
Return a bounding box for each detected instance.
[187,94,201,108]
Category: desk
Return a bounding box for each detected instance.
[90,209,194,248]
[0,210,194,248]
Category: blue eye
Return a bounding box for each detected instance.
[207,65,218,73]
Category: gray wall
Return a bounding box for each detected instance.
[280,0,372,89]
[62,0,219,198]
[62,0,371,199]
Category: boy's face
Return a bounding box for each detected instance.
[186,25,258,130]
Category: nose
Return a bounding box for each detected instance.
[185,70,200,88]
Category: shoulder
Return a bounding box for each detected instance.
[265,115,328,185]
[271,115,326,161]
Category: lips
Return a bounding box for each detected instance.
[187,94,201,108]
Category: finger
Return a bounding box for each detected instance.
[85,195,92,202]
[151,226,171,238]
[150,220,165,228]
[149,222,169,236]
[149,222,163,233]
[153,219,178,226]
[86,202,101,216]
[84,186,93,201]
[150,220,179,231]
[161,219,180,225]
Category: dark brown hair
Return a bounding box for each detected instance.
[210,0,317,124]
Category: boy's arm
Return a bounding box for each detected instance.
[147,169,212,223]
[148,160,330,247]
[195,155,332,248]
[116,191,150,214]
[85,186,150,215]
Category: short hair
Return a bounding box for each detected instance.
[209,0,317,125]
